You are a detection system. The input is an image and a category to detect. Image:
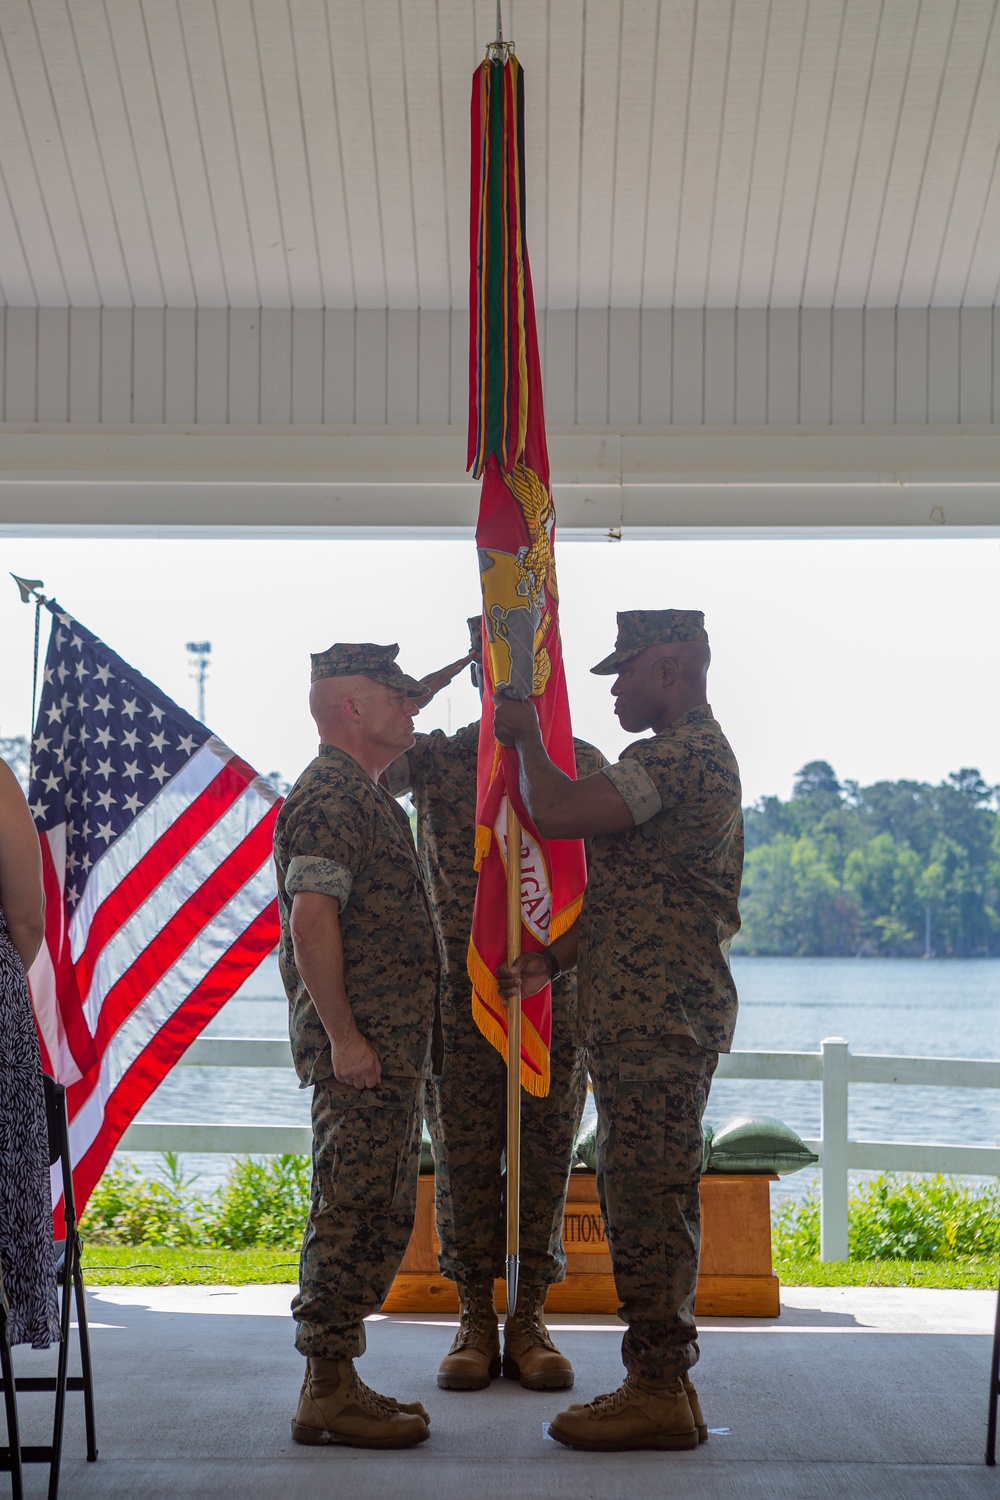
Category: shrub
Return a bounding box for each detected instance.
[772,1174,1000,1262]
[772,1188,821,1260]
[205,1155,311,1249]
[80,1159,209,1247]
[80,1153,311,1251]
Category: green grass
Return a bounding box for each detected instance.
[79,1244,1000,1291]
[78,1157,1000,1291]
[81,1246,300,1286]
[774,1256,1000,1291]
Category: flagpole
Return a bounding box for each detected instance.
[505,797,522,1317]
[12,574,47,778]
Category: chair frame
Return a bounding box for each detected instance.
[0,1262,24,1500]
[988,1270,1000,1465]
[0,1075,97,1500]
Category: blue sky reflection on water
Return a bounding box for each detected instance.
[125,956,1000,1203]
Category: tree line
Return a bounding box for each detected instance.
[5,731,997,959]
[737,761,1000,958]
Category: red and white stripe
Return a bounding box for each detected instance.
[29,735,281,1220]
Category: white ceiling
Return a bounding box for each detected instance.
[0,0,998,312]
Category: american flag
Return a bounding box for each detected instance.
[26,600,281,1219]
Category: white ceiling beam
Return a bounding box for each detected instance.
[0,428,997,537]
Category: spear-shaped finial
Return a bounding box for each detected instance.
[11,574,45,604]
[485,0,513,63]
[12,575,48,761]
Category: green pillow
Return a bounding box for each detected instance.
[575,1120,715,1174]
[573,1119,597,1170]
[706,1114,818,1176]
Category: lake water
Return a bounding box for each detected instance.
[124,955,1000,1202]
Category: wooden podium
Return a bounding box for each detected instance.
[381,1170,780,1318]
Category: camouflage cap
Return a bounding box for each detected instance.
[310,642,424,695]
[467,615,484,663]
[591,609,709,675]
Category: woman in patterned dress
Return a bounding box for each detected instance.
[0,753,59,1348]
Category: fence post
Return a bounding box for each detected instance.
[820,1037,850,1262]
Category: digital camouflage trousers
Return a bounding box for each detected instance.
[292,1076,423,1360]
[588,1035,718,1380]
[425,972,587,1287]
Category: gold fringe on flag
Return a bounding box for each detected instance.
[550,895,583,942]
[467,940,550,1098]
[474,823,493,871]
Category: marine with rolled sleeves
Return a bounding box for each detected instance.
[495,608,744,1452]
[273,641,438,1449]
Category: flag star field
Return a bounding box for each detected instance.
[27,601,281,1220]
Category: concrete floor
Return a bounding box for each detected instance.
[4,1283,1000,1499]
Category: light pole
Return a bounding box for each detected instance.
[186,640,212,723]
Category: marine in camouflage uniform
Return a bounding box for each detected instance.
[385,617,606,1390]
[274,641,440,1448]
[493,609,743,1451]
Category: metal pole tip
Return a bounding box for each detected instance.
[11,574,44,604]
[505,1255,519,1318]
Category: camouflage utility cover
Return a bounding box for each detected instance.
[578,704,744,1054]
[274,744,440,1086]
[591,609,708,675]
[309,641,424,694]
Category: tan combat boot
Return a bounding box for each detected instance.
[502,1283,574,1390]
[291,1357,429,1448]
[683,1372,708,1442]
[548,1372,699,1452]
[437,1279,501,1390]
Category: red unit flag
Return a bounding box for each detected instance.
[466,55,586,1097]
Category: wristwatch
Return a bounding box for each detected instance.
[541,945,562,981]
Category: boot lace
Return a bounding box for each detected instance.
[450,1286,497,1353]
[510,1304,556,1351]
[350,1370,399,1418]
[451,1306,492,1352]
[508,1282,558,1351]
[587,1376,640,1415]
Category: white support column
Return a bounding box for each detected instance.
[820,1037,850,1262]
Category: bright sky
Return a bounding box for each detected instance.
[0,535,996,806]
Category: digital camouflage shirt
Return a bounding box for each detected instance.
[273,743,440,1087]
[577,704,744,1054]
[387,723,607,985]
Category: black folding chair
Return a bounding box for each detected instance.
[0,1075,98,1500]
[0,1259,24,1500]
[988,1270,1000,1465]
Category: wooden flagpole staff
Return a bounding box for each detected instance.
[505,798,522,1317]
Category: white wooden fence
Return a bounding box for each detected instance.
[118,1035,1000,1263]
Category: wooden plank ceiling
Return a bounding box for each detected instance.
[0,0,997,311]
